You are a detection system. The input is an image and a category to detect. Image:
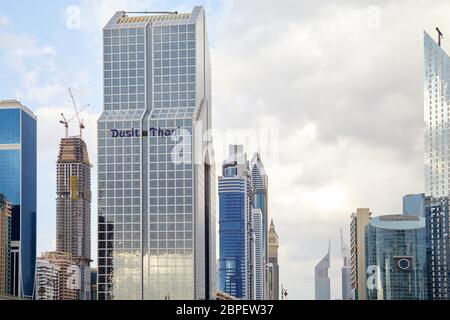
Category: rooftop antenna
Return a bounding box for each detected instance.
[436,27,444,47]
[68,87,88,138]
[125,11,178,15]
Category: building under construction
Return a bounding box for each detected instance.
[56,137,91,300]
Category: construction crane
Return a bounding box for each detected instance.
[59,88,89,138]
[59,113,69,138]
[68,87,88,138]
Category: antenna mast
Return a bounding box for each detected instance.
[436,27,444,47]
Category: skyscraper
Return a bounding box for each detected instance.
[423,31,450,301]
[56,137,92,299]
[252,208,264,300]
[350,208,371,300]
[98,7,215,300]
[403,193,425,217]
[267,219,279,300]
[315,243,330,300]
[424,31,450,197]
[340,229,352,300]
[250,152,268,298]
[424,196,450,299]
[365,215,427,300]
[219,145,254,299]
[0,194,11,295]
[0,100,36,299]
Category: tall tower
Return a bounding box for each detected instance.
[315,242,330,300]
[98,7,215,300]
[250,153,268,298]
[218,145,254,299]
[267,219,279,300]
[423,31,450,301]
[350,208,371,300]
[341,229,352,300]
[252,208,264,300]
[0,100,36,299]
[424,31,450,197]
[56,137,91,299]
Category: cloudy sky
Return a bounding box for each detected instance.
[1,0,449,299]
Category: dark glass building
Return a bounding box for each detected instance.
[0,100,37,299]
[424,197,450,299]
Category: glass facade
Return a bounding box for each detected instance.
[218,145,254,299]
[403,193,425,217]
[314,248,330,300]
[98,7,215,300]
[365,215,427,300]
[0,101,37,299]
[424,31,450,197]
[424,197,450,299]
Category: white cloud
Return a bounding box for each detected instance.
[0,14,11,28]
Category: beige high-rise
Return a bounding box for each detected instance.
[268,219,279,300]
[350,208,371,300]
[35,251,78,300]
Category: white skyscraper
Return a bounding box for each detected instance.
[424,30,450,197]
[252,208,264,300]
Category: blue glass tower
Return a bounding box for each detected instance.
[219,145,254,299]
[403,194,425,217]
[365,215,427,300]
[0,100,36,299]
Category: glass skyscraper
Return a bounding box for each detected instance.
[98,7,215,300]
[219,145,254,299]
[423,31,450,301]
[424,31,450,197]
[365,215,427,300]
[314,245,330,300]
[403,193,425,217]
[0,100,37,299]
